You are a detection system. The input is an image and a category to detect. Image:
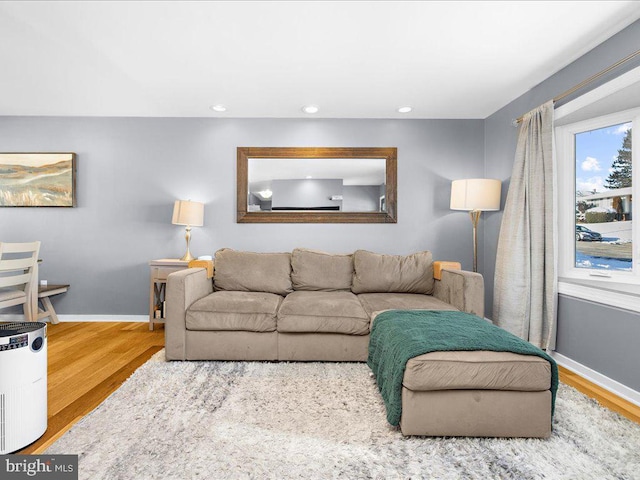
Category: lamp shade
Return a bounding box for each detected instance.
[172,200,204,226]
[450,179,501,211]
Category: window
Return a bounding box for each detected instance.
[574,121,632,272]
[557,108,640,302]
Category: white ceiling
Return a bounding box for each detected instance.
[1,1,639,119]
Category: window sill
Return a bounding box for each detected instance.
[558,279,640,313]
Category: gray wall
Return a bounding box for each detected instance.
[484,20,640,389]
[0,117,484,316]
[557,296,640,391]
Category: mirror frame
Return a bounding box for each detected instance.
[237,147,397,223]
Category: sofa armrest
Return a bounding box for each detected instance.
[433,268,484,317]
[165,267,213,360]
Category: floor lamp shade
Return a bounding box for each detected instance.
[450,179,501,273]
[450,179,501,212]
[172,200,204,262]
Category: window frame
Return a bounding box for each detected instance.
[556,108,640,308]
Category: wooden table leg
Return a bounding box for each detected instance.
[37,284,68,324]
[38,296,59,324]
[149,282,156,331]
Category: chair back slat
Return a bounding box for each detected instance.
[0,241,41,321]
[0,257,34,272]
[0,272,31,288]
[0,242,40,254]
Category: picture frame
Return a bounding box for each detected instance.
[0,152,77,207]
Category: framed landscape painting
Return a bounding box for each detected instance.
[0,153,76,207]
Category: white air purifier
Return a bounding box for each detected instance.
[0,322,48,454]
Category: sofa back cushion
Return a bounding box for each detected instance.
[214,248,293,296]
[351,250,434,294]
[291,248,353,291]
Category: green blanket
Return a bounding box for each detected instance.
[367,310,558,427]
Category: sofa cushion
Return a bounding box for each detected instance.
[351,250,434,294]
[358,292,456,319]
[213,248,293,296]
[403,351,551,392]
[291,248,353,291]
[277,291,369,335]
[186,291,282,332]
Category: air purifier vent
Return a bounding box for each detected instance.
[0,322,46,336]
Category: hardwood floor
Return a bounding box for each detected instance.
[15,322,639,454]
[559,365,640,424]
[17,322,164,454]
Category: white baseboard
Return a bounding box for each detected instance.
[57,315,148,322]
[551,351,640,408]
[0,314,147,323]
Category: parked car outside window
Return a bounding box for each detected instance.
[576,225,602,241]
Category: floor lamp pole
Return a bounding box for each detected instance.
[469,210,481,273]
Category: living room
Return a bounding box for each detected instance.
[1,1,640,478]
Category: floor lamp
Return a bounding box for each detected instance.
[172,200,204,262]
[450,179,501,272]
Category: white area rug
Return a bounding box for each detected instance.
[47,351,640,480]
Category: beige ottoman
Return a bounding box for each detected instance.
[400,350,553,438]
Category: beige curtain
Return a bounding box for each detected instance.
[493,100,556,350]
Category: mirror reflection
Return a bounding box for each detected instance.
[248,158,387,213]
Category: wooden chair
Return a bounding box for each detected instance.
[0,241,41,321]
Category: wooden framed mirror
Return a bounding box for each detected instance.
[237,147,397,223]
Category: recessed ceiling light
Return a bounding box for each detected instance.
[302,105,319,114]
[305,175,313,179]
[210,104,227,112]
[397,106,412,113]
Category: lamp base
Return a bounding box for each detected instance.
[180,225,195,262]
[180,251,196,262]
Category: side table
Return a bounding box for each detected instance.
[149,259,189,331]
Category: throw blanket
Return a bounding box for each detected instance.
[367,310,559,427]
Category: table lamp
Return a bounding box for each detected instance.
[450,179,501,272]
[172,200,204,262]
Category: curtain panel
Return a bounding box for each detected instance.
[493,100,557,350]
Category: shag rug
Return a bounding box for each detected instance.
[47,351,640,480]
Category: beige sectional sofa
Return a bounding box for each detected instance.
[165,248,553,438]
[165,248,484,362]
